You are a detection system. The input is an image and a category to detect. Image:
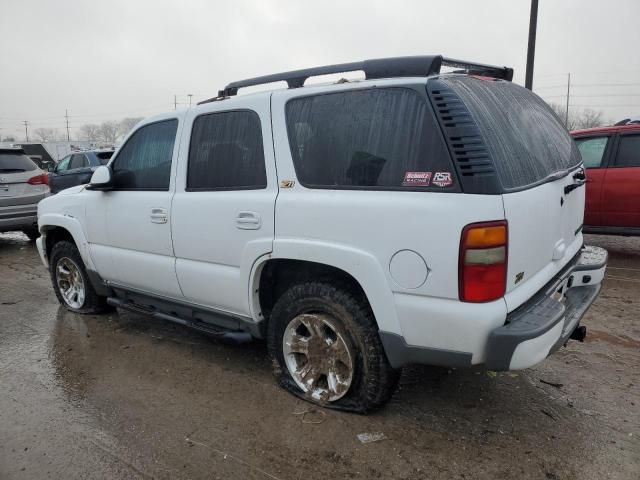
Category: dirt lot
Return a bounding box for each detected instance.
[0,233,638,479]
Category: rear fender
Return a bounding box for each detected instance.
[250,238,402,336]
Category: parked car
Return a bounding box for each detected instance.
[48,149,114,194]
[572,124,640,235]
[36,55,607,412]
[0,147,49,241]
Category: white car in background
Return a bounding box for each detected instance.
[0,147,49,240]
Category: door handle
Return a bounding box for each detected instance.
[150,207,168,224]
[236,211,261,230]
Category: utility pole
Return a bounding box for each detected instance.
[525,0,539,90]
[65,109,70,141]
[188,94,193,108]
[22,121,29,142]
[565,73,571,129]
[174,95,178,110]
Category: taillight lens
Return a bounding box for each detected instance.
[459,221,508,302]
[27,173,49,185]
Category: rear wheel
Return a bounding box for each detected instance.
[267,282,400,413]
[50,241,108,314]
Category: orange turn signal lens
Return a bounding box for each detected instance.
[464,225,507,248]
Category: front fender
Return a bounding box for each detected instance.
[38,213,96,272]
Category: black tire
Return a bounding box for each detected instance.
[267,282,401,413]
[50,240,109,314]
[22,227,39,242]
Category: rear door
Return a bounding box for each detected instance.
[171,95,277,316]
[601,132,640,228]
[574,135,612,226]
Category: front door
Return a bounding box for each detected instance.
[85,116,184,298]
[171,96,277,317]
[574,135,611,226]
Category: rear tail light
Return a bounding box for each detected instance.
[27,173,49,185]
[459,221,508,302]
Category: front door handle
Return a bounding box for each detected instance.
[236,211,261,230]
[150,207,168,224]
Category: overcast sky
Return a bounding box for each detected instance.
[1,0,639,140]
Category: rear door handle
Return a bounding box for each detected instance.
[236,211,261,230]
[150,207,168,224]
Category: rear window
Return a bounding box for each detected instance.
[96,151,114,165]
[443,76,581,190]
[0,153,38,172]
[285,88,454,190]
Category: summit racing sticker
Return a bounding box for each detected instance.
[403,171,432,187]
[432,171,454,187]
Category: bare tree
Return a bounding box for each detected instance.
[97,121,119,144]
[574,108,604,130]
[117,117,143,140]
[79,124,100,142]
[33,127,60,142]
[548,102,606,131]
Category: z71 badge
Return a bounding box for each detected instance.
[432,172,453,187]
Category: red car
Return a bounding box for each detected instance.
[572,124,640,235]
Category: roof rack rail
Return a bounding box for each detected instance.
[199,55,513,104]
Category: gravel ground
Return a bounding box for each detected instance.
[0,233,638,479]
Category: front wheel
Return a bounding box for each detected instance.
[267,282,400,413]
[50,241,109,314]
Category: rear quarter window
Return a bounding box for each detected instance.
[285,87,455,190]
[442,76,581,190]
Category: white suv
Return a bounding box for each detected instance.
[37,56,607,412]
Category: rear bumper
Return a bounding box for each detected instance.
[485,245,607,371]
[0,203,38,232]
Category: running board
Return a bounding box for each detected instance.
[107,296,254,345]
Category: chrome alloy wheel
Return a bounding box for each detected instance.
[282,313,354,402]
[56,257,85,309]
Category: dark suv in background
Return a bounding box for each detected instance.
[49,149,114,194]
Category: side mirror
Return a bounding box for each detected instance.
[48,163,56,173]
[86,165,113,190]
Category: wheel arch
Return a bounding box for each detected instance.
[249,241,402,336]
[39,214,96,271]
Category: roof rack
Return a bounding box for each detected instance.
[199,55,513,104]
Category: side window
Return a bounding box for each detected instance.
[187,110,266,190]
[575,136,609,168]
[613,135,640,167]
[69,154,87,169]
[56,156,71,172]
[285,88,453,190]
[111,119,178,190]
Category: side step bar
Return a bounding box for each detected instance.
[107,297,253,345]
